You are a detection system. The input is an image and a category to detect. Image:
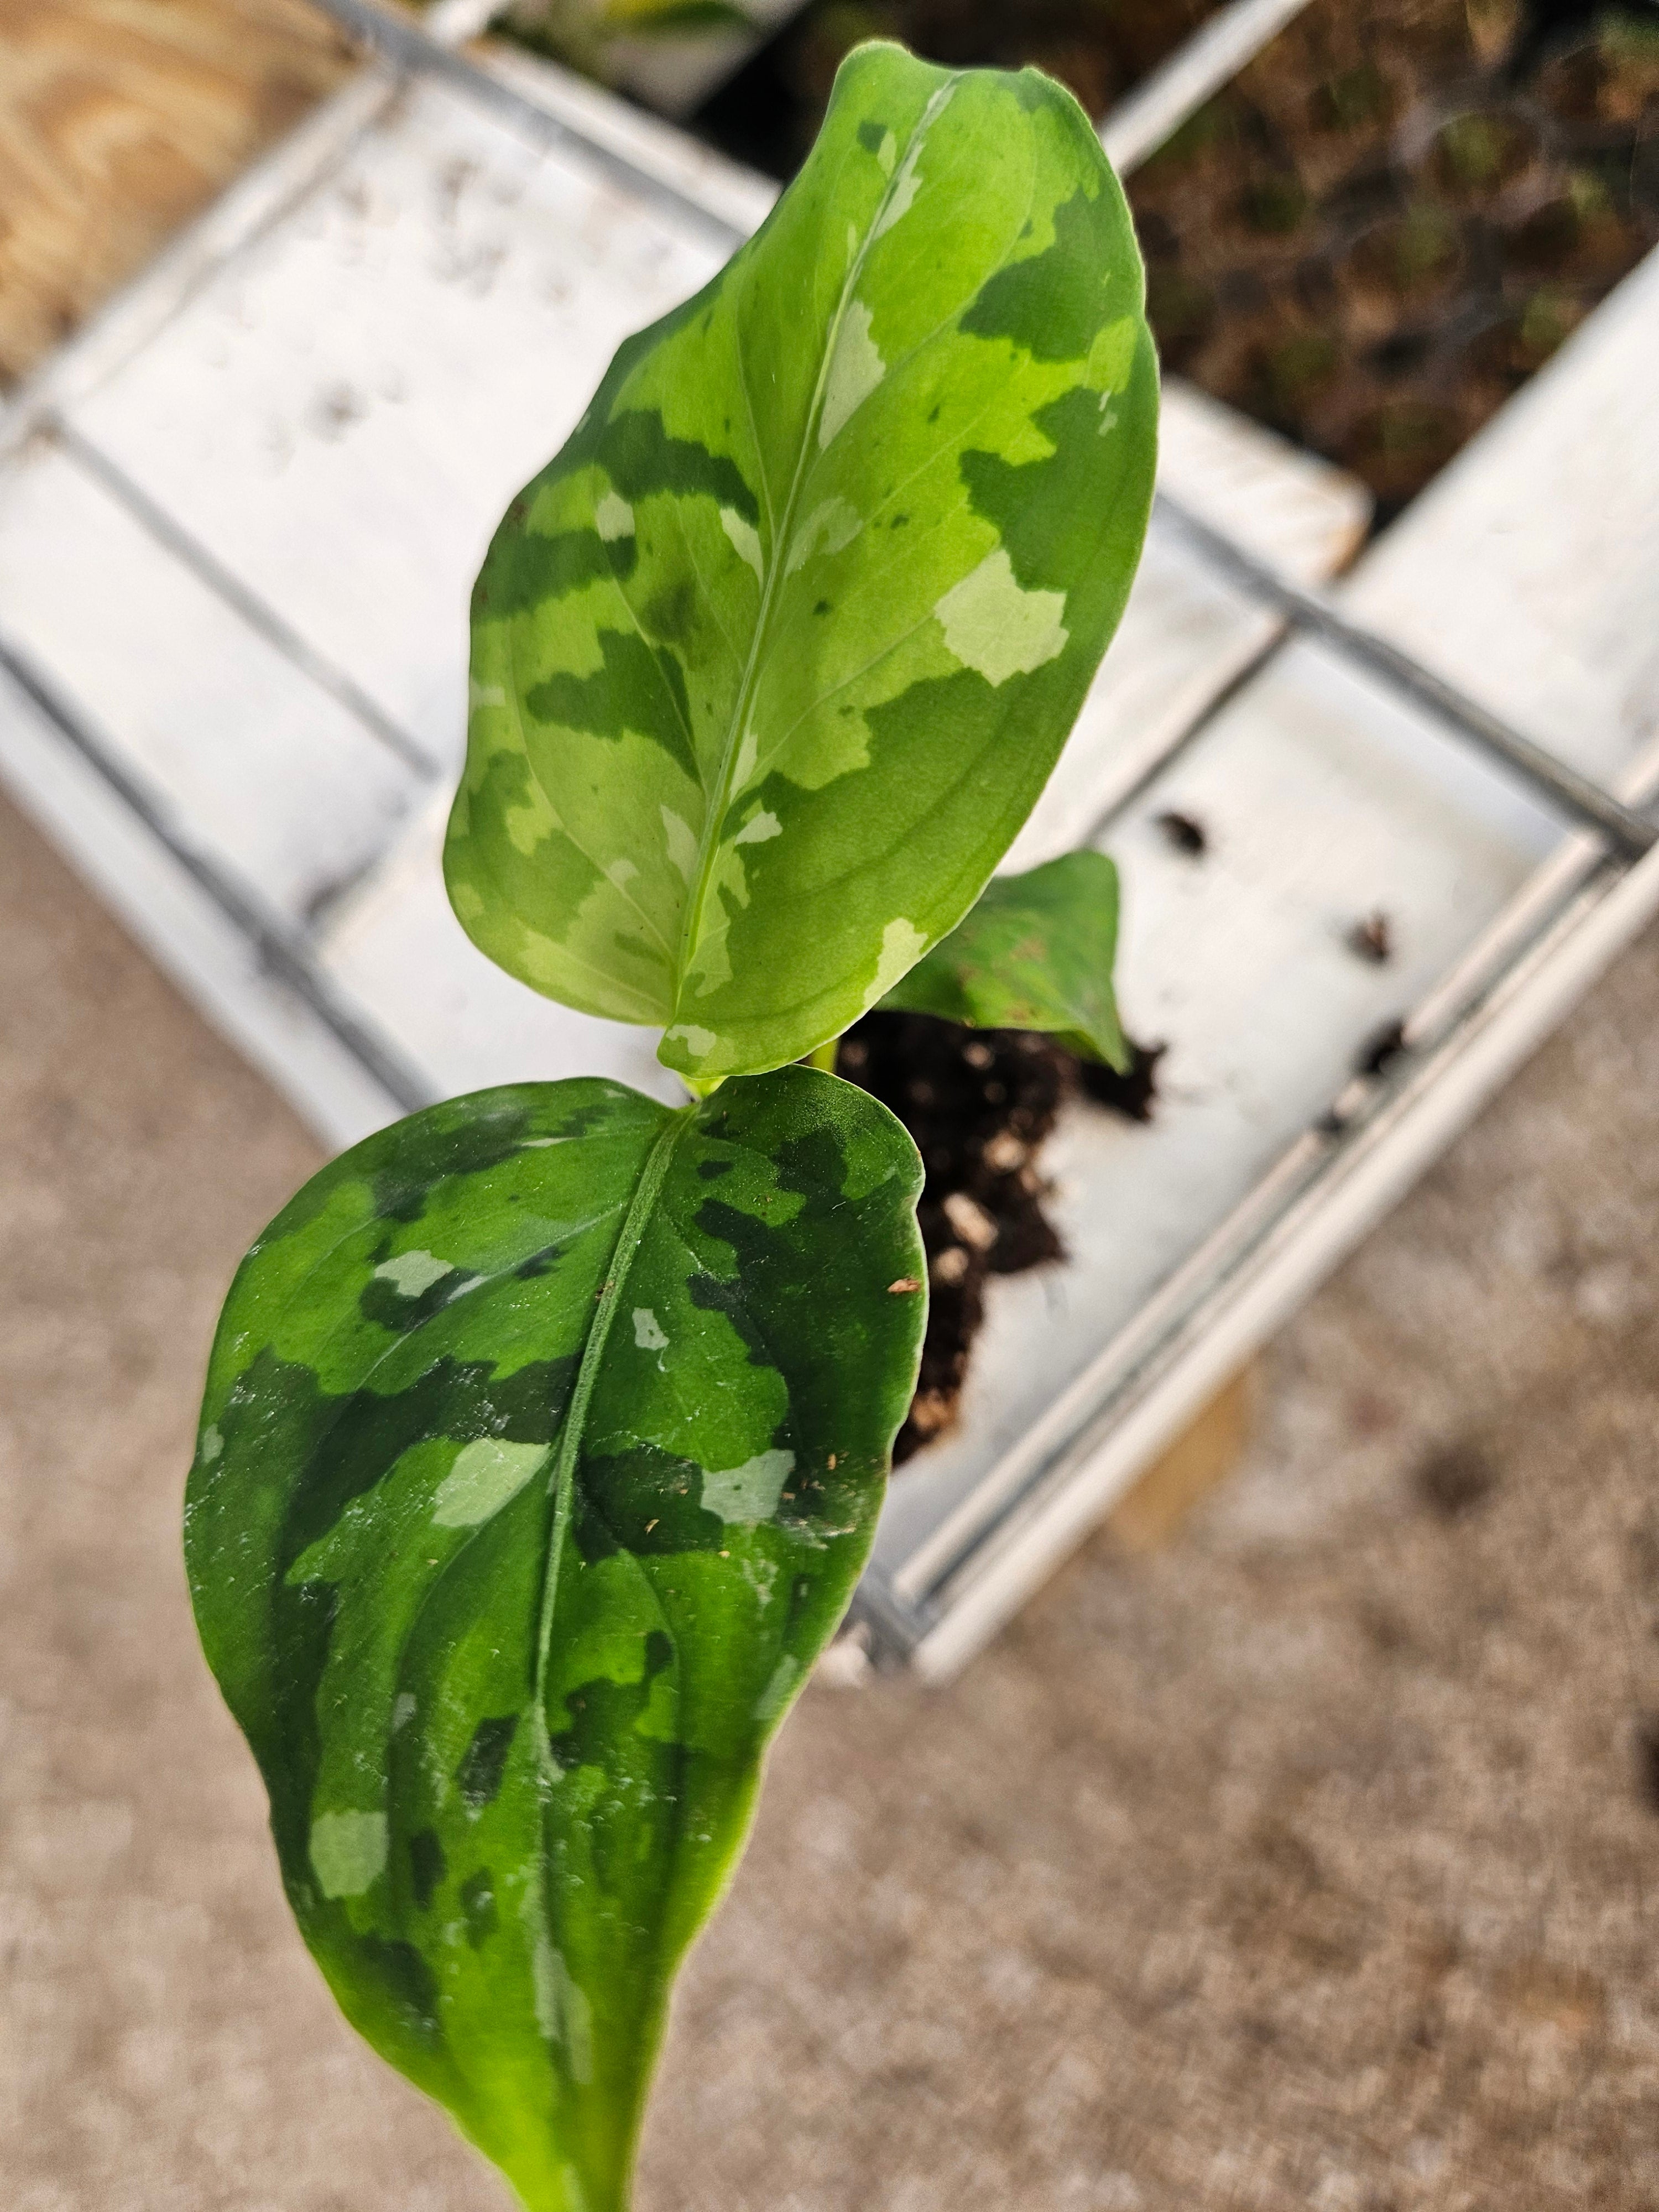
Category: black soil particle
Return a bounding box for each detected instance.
[836,1012,1159,1461]
[1356,1015,1408,1076]
[1347,910,1395,963]
[1156,809,1211,857]
[1077,1036,1167,1124]
[1415,1437,1499,1518]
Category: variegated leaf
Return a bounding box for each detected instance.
[185,1070,924,2212]
[447,40,1157,1087]
[879,848,1129,1065]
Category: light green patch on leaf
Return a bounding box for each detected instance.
[185,1071,924,2212]
[433,1439,551,1528]
[447,41,1157,1086]
[375,1250,455,1297]
[878,848,1130,1066]
[700,1448,795,1525]
[311,1810,389,1900]
[934,549,1069,685]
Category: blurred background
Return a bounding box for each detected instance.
[3,1,1659,2204]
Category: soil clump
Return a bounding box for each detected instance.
[836,1011,1150,1462]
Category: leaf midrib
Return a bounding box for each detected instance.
[531,1102,696,1737]
[670,76,964,1022]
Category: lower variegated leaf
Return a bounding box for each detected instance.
[877,848,1129,1065]
[184,1069,924,2212]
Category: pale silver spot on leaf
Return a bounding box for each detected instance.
[721,506,764,583]
[632,1307,668,1352]
[431,1438,549,1529]
[661,806,699,884]
[935,549,1068,685]
[785,495,862,576]
[701,1448,796,1525]
[199,1424,223,1465]
[733,810,781,847]
[818,300,885,449]
[864,917,928,1010]
[310,1810,387,1900]
[664,1022,718,1057]
[374,1250,452,1297]
[594,491,635,542]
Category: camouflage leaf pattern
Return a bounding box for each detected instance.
[447,40,1157,1087]
[880,849,1129,1066]
[184,1070,925,2212]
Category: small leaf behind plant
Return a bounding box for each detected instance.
[878,849,1130,1067]
[185,1070,923,2212]
[447,40,1157,1086]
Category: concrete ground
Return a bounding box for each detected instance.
[3,766,1658,2212]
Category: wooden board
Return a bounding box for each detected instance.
[0,0,352,386]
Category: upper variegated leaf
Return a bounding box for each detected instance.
[879,848,1129,1065]
[447,40,1157,1084]
[185,1071,924,2212]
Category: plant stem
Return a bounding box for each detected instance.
[807,1037,840,1074]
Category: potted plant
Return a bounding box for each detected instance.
[184,40,1156,2210]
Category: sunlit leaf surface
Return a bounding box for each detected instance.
[447,40,1156,1084]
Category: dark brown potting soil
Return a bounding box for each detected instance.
[836,1011,1148,1462]
[695,0,1225,179]
[695,0,1659,517]
[1130,0,1659,512]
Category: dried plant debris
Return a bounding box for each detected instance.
[1415,1436,1499,1517]
[1634,1714,1659,1814]
[1347,909,1395,962]
[1357,1014,1409,1075]
[694,0,1227,177]
[1155,808,1211,857]
[1128,0,1659,515]
[837,1013,1162,1460]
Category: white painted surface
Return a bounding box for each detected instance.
[0,665,403,1150]
[1346,246,1659,785]
[318,792,685,1104]
[877,246,1659,1626]
[0,446,421,922]
[1005,382,1370,868]
[67,74,731,770]
[875,635,1567,1585]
